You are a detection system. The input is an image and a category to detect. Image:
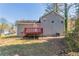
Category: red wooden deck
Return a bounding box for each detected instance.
[22,28,43,36]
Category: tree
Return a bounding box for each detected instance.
[64,3,79,52]
[64,3,68,33]
[64,3,75,33]
[75,3,79,19]
[66,17,79,52]
[0,18,9,36]
[45,3,59,13]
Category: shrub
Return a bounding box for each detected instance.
[65,19,79,52]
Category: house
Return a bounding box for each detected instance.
[39,11,65,36]
[16,11,65,37]
[16,20,42,36]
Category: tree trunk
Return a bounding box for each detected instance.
[64,3,68,34]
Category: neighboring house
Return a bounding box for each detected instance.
[16,11,65,37]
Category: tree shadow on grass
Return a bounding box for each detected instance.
[0,42,55,56]
[0,37,67,56]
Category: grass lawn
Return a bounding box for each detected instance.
[0,35,65,56]
[0,39,55,56]
[0,42,54,56]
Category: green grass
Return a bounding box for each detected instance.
[0,42,54,56]
[0,36,65,56]
[0,34,16,38]
[0,36,55,56]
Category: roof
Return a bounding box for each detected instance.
[16,20,40,25]
[39,11,64,20]
[16,20,38,23]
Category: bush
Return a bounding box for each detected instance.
[65,33,78,52]
[65,19,79,52]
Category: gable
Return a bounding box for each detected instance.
[39,11,64,21]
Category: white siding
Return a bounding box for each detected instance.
[16,12,65,36]
[16,23,42,36]
[16,24,25,36]
[40,12,65,36]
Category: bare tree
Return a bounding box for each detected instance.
[45,3,59,13]
[75,3,79,19]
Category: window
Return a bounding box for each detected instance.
[43,20,46,22]
[51,21,54,23]
[61,21,63,23]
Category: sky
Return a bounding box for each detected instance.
[0,3,46,24]
[0,3,76,24]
